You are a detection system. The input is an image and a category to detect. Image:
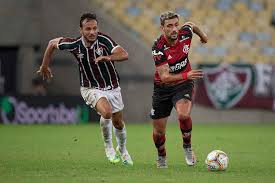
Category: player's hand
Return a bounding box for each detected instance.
[94,56,111,64]
[200,33,208,44]
[36,65,53,80]
[187,69,203,80]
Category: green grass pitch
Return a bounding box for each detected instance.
[0,123,275,183]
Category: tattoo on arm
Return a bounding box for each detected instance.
[158,64,170,78]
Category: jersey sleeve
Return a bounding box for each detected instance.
[57,38,78,51]
[152,44,167,67]
[180,24,193,38]
[98,34,119,54]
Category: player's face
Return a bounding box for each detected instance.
[161,18,179,41]
[80,19,98,42]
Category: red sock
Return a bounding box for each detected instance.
[153,132,166,157]
[179,117,192,148]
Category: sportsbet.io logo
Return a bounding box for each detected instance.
[0,96,89,124]
[0,96,13,121]
[169,58,188,72]
[203,64,252,109]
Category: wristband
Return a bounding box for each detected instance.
[181,72,188,80]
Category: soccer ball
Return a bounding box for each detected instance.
[205,150,229,171]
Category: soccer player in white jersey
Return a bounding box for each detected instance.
[37,13,133,166]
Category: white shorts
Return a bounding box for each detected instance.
[80,86,124,113]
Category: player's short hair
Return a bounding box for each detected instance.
[80,13,97,27]
[160,11,179,26]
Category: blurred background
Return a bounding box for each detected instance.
[0,0,274,124]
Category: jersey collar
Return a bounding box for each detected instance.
[81,36,97,49]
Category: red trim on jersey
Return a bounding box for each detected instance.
[156,35,166,49]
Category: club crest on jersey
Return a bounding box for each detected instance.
[183,45,190,54]
[95,47,103,56]
[203,64,252,109]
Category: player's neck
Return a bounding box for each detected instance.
[84,40,95,48]
[82,36,96,48]
[165,35,178,46]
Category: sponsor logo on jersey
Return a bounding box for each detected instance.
[203,64,252,109]
[152,50,164,56]
[169,58,188,72]
[180,36,190,42]
[152,50,164,61]
[164,44,170,50]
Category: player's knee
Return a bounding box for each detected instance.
[113,123,123,130]
[113,119,124,130]
[153,128,166,136]
[101,109,112,119]
[156,131,165,136]
[178,113,190,121]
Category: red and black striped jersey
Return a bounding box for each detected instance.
[152,25,193,85]
[57,32,120,90]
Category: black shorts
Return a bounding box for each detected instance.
[150,81,194,119]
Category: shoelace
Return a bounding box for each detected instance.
[122,153,130,161]
[157,157,167,166]
[185,149,193,159]
[106,149,116,157]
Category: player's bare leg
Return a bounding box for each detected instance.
[153,117,168,168]
[96,97,119,163]
[112,111,133,166]
[175,99,196,166]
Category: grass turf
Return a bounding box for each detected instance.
[0,123,274,183]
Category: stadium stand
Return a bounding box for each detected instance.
[94,0,275,64]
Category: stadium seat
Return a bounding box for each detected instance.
[94,0,275,64]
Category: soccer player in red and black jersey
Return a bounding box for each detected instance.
[150,11,208,168]
[37,13,133,166]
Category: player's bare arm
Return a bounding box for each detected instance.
[157,64,204,83]
[37,37,63,80]
[184,22,208,44]
[95,46,128,64]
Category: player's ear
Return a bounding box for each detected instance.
[79,27,83,35]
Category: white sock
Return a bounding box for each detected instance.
[100,116,113,149]
[114,125,127,154]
